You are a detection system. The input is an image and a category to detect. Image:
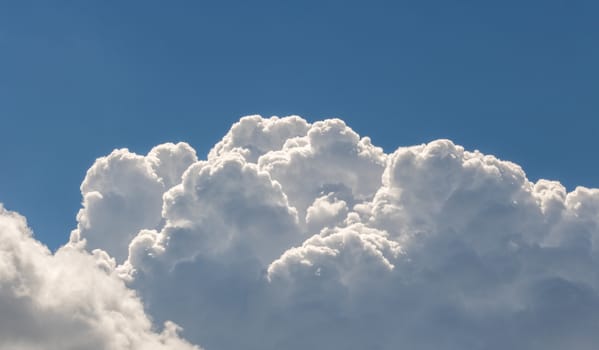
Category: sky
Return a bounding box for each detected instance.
[1,2,599,349]
[0,0,597,250]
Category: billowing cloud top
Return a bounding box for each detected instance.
[2,115,599,350]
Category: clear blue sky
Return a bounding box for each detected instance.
[1,0,597,250]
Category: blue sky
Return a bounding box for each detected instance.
[1,0,598,250]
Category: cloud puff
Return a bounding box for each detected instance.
[70,142,197,262]
[3,115,599,350]
[0,205,199,350]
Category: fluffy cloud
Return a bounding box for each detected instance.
[257,118,386,220]
[0,205,199,350]
[70,142,197,262]
[3,115,599,350]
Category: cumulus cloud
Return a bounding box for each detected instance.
[70,142,197,262]
[3,115,599,350]
[0,205,199,350]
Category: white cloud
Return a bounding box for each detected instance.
[257,118,386,221]
[70,142,197,262]
[0,205,200,350]
[209,115,310,163]
[305,193,348,233]
[3,115,599,349]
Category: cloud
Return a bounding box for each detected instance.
[0,205,200,350]
[70,142,197,262]
[257,118,386,220]
[3,115,599,349]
